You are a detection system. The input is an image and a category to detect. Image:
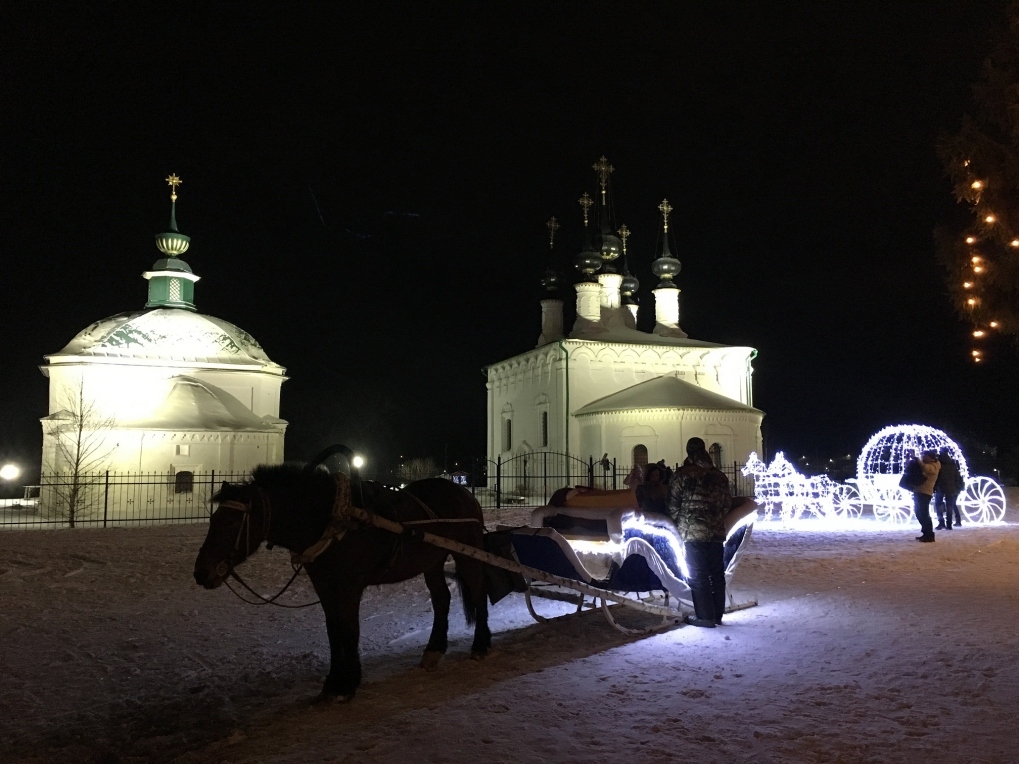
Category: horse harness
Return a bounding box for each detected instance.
[218,473,482,607]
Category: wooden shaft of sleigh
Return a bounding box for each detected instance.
[344,505,683,619]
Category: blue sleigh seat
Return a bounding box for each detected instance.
[512,506,756,602]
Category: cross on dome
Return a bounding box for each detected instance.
[547,216,559,249]
[578,192,593,225]
[658,198,673,232]
[592,156,614,203]
[166,173,182,202]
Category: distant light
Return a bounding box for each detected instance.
[967,298,977,306]
[352,455,365,469]
[0,464,20,481]
[972,181,984,189]
[971,256,981,263]
[975,357,983,363]
[990,321,1000,328]
[1012,240,1019,248]
[973,266,984,273]
[966,236,976,244]
[972,349,982,356]
[963,282,973,288]
[973,330,986,337]
[985,215,996,223]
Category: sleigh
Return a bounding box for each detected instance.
[496,489,758,633]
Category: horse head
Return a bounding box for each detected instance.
[193,480,271,589]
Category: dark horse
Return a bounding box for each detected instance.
[193,457,491,702]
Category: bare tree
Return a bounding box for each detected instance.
[43,381,116,527]
[398,457,440,484]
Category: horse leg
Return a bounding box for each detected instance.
[420,564,451,670]
[313,580,364,701]
[453,553,491,660]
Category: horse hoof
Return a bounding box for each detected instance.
[419,650,444,670]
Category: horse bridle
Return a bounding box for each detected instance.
[215,487,320,609]
[217,486,272,579]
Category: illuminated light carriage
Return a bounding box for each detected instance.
[741,452,864,521]
[853,425,1005,524]
[741,425,1006,524]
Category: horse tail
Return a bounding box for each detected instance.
[453,560,479,626]
[453,488,486,627]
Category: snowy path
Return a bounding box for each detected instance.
[3,509,1019,763]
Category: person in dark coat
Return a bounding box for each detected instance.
[635,460,670,515]
[933,447,964,530]
[667,437,732,628]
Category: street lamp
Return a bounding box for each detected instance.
[352,455,365,470]
[0,464,21,481]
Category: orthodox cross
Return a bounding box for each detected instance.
[592,155,614,204]
[658,198,673,233]
[547,216,560,250]
[618,224,630,256]
[166,173,182,202]
[578,192,593,225]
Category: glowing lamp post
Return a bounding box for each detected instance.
[352,456,365,470]
[0,464,20,482]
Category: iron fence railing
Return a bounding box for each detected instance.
[0,471,249,529]
[0,456,754,530]
[458,453,753,511]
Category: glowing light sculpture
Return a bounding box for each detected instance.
[742,452,862,522]
[855,424,1006,524]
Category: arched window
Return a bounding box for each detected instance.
[632,444,648,467]
[540,411,549,448]
[503,418,513,452]
[174,470,195,494]
[709,442,723,467]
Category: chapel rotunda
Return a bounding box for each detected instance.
[486,158,763,472]
[40,176,288,479]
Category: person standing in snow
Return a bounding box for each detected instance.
[908,450,941,543]
[667,438,732,628]
[933,448,963,530]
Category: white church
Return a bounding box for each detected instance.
[486,158,763,474]
[40,176,287,483]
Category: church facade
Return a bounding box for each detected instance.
[486,159,763,473]
[40,177,287,482]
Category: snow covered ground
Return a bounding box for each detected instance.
[3,500,1019,764]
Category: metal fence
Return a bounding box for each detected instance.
[0,471,250,529]
[0,456,755,530]
[458,452,753,511]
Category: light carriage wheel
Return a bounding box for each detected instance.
[871,487,912,524]
[958,477,1006,524]
[831,484,863,519]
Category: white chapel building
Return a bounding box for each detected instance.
[486,159,763,473]
[40,178,287,480]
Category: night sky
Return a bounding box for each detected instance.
[2,2,1016,479]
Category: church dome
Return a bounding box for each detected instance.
[47,308,284,370]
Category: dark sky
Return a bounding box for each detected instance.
[2,2,1015,476]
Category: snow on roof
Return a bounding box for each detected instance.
[47,308,282,369]
[574,374,762,416]
[118,376,283,431]
[570,322,726,348]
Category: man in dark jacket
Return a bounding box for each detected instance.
[934,448,964,529]
[667,437,732,628]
